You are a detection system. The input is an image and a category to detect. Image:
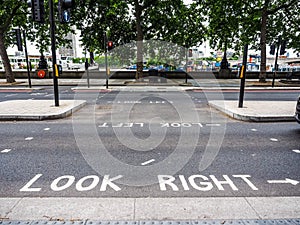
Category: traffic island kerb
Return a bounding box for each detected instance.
[0,100,86,121]
[209,100,296,122]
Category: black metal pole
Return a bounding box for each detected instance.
[22,30,32,88]
[272,37,281,88]
[185,48,188,84]
[49,0,59,106]
[238,44,248,108]
[104,32,108,89]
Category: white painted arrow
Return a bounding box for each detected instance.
[267,178,299,185]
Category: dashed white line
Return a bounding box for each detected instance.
[1,149,12,153]
[206,124,221,127]
[251,129,257,132]
[292,149,300,154]
[44,128,50,131]
[25,137,34,141]
[141,159,155,166]
[270,138,279,142]
[5,94,18,97]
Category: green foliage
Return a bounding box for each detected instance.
[201,0,300,51]
[73,0,134,53]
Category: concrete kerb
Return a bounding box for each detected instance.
[209,100,296,122]
[0,100,86,121]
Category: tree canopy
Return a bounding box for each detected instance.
[1,0,299,82]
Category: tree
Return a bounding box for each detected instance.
[252,0,299,82]
[74,0,134,57]
[74,0,204,79]
[0,0,26,83]
[128,0,203,79]
[0,0,76,83]
[201,0,299,82]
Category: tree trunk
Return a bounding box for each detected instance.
[259,6,268,82]
[0,32,15,83]
[134,0,144,80]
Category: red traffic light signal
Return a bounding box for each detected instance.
[107,41,113,51]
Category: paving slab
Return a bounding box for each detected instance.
[5,198,134,221]
[0,198,21,219]
[135,197,257,220]
[209,101,296,122]
[245,197,300,219]
[0,100,86,120]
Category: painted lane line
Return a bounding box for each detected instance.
[292,149,300,154]
[1,149,12,153]
[267,178,299,186]
[270,138,278,142]
[141,159,155,166]
[206,124,221,127]
[5,94,18,97]
[25,137,34,141]
[251,129,257,132]
[44,128,50,131]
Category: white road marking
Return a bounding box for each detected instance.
[251,129,257,132]
[1,149,12,153]
[141,159,155,166]
[44,128,50,131]
[292,149,300,154]
[5,94,18,97]
[25,137,34,141]
[270,138,278,142]
[207,123,221,127]
[267,178,299,185]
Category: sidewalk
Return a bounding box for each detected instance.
[1,197,299,222]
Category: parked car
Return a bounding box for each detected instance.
[295,96,300,123]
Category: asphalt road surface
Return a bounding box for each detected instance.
[0,88,299,198]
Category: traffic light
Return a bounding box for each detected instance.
[280,40,287,56]
[188,49,193,57]
[58,0,75,23]
[15,29,23,51]
[28,0,45,23]
[270,44,276,55]
[107,41,113,51]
